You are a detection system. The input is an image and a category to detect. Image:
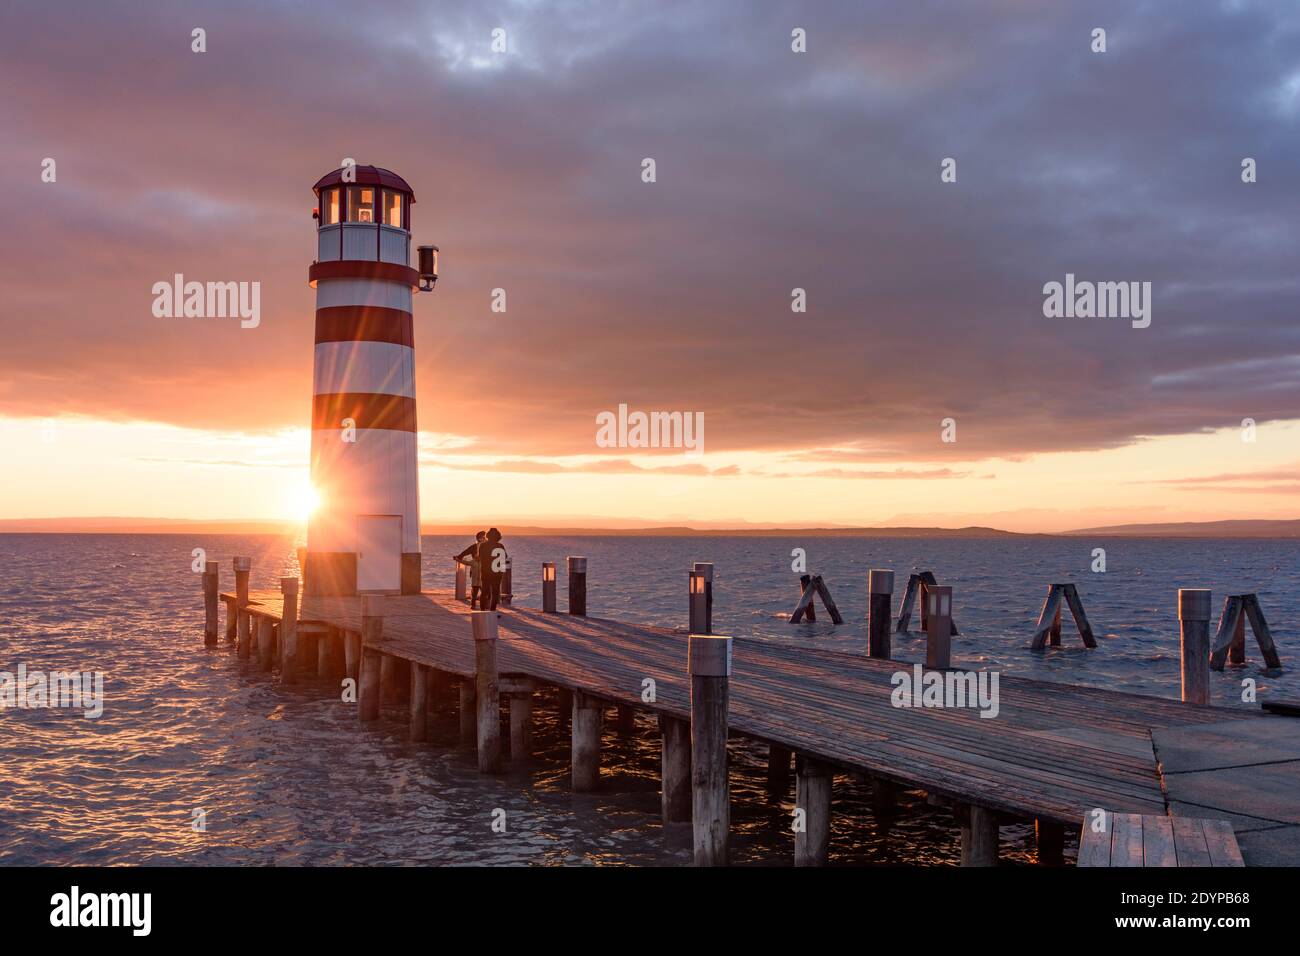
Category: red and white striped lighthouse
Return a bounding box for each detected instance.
[304,165,437,596]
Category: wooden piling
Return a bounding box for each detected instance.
[280,576,299,684]
[1036,818,1065,866]
[380,654,397,702]
[507,681,534,760]
[344,630,360,682]
[358,598,381,721]
[689,634,732,866]
[872,778,897,818]
[794,756,832,867]
[256,615,274,671]
[1179,589,1211,705]
[960,804,1000,866]
[571,690,603,792]
[410,664,428,742]
[767,745,792,794]
[659,715,691,823]
[202,561,219,646]
[458,683,477,747]
[1049,602,1062,647]
[1242,594,1283,669]
[472,611,501,773]
[234,556,251,659]
[567,556,587,616]
[797,573,817,623]
[1230,607,1247,665]
[317,626,331,677]
[557,687,572,732]
[616,705,636,734]
[867,569,893,659]
[925,584,953,669]
[541,562,557,613]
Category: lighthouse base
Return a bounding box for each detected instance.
[302,551,423,596]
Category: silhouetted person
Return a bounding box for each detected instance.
[453,531,487,608]
[478,528,508,611]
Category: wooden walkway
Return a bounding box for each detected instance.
[228,588,1264,831]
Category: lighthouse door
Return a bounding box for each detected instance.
[356,515,402,593]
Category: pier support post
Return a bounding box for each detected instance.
[660,715,691,823]
[541,562,557,613]
[925,585,953,669]
[410,664,428,742]
[794,756,832,867]
[317,627,331,677]
[234,556,251,659]
[872,778,898,817]
[380,654,397,703]
[344,631,360,682]
[508,687,534,761]
[867,569,893,659]
[279,577,299,684]
[358,598,382,721]
[458,683,477,747]
[571,691,603,792]
[472,611,501,773]
[616,705,636,734]
[1036,818,1065,866]
[960,805,1000,866]
[1230,607,1247,665]
[557,688,573,732]
[1179,589,1211,705]
[256,616,274,671]
[567,556,587,616]
[202,561,219,646]
[767,745,792,794]
[690,634,732,866]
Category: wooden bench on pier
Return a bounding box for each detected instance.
[1078,811,1244,867]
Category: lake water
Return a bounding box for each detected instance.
[0,533,1293,866]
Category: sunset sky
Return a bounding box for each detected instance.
[2,0,1298,533]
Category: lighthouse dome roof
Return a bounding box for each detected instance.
[313,165,415,200]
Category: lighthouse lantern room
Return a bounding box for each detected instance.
[305,165,435,596]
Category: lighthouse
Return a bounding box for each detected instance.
[305,165,438,596]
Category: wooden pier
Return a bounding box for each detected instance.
[213,569,1297,866]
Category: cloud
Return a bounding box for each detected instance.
[2,0,1299,465]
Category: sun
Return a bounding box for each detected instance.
[290,481,322,521]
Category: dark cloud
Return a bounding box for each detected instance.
[2,0,1298,462]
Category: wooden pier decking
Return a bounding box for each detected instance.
[216,584,1294,865]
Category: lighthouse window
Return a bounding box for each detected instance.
[347,187,375,223]
[382,190,403,229]
[323,188,340,224]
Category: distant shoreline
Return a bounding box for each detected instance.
[1,517,1298,538]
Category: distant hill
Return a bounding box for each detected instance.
[0,516,1024,537]
[1064,518,1300,538]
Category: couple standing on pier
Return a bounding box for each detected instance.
[452,528,509,610]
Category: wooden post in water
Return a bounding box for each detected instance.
[410,664,428,742]
[344,631,360,682]
[557,688,572,733]
[257,616,274,671]
[1230,607,1247,665]
[1049,602,1063,647]
[472,611,501,773]
[867,569,893,659]
[317,627,331,677]
[960,805,1000,866]
[659,715,691,823]
[690,634,732,866]
[767,746,792,794]
[358,598,382,721]
[541,562,557,613]
[380,654,397,703]
[280,577,299,684]
[571,690,603,792]
[458,683,476,747]
[794,755,832,867]
[797,574,816,622]
[202,561,219,646]
[925,585,953,669]
[506,678,535,761]
[1179,589,1211,705]
[234,556,251,659]
[1036,818,1065,866]
[567,556,587,616]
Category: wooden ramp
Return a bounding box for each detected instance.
[232,588,1263,828]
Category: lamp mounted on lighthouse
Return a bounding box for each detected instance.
[304,165,437,596]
